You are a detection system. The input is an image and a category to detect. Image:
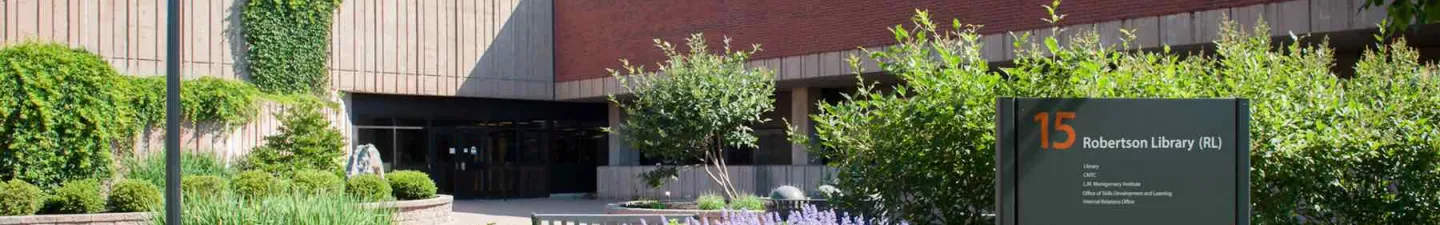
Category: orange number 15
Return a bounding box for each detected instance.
[1034,112,1077,150]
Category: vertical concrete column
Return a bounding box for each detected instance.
[790,87,818,165]
[608,102,634,166]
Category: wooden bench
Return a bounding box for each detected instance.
[531,214,697,225]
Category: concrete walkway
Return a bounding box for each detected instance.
[449,198,613,225]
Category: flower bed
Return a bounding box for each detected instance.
[361,194,453,225]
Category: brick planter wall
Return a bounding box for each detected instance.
[363,194,454,225]
[0,212,151,225]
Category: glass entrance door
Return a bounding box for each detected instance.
[432,123,552,199]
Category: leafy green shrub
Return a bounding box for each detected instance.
[243,0,341,94]
[126,76,259,127]
[386,170,436,200]
[292,169,343,194]
[122,151,234,188]
[727,194,765,211]
[245,103,345,175]
[44,180,104,214]
[0,42,129,189]
[695,194,724,210]
[153,192,393,225]
[181,175,229,199]
[345,174,391,202]
[233,170,276,199]
[0,180,44,216]
[804,9,1440,225]
[607,34,776,198]
[273,178,295,194]
[108,179,161,212]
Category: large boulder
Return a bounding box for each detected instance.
[344,144,386,178]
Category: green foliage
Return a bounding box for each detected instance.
[245,103,345,175]
[273,178,296,194]
[727,194,765,211]
[151,192,392,225]
[122,151,234,189]
[345,174,391,202]
[292,169,343,194]
[181,175,229,199]
[386,170,436,200]
[695,194,725,210]
[125,76,260,127]
[108,179,161,212]
[0,42,127,189]
[0,180,44,216]
[805,9,1440,225]
[243,0,342,94]
[1362,0,1440,34]
[44,180,104,214]
[233,170,276,199]
[607,34,776,197]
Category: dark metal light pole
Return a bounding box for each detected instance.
[164,0,182,223]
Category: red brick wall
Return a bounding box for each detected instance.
[555,0,1282,81]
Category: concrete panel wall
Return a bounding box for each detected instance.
[596,165,836,200]
[1,0,553,100]
[128,97,354,163]
[330,0,554,100]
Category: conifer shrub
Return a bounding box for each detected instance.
[181,175,229,199]
[107,179,161,212]
[344,174,391,202]
[292,169,343,194]
[386,170,436,200]
[0,180,44,216]
[233,170,276,199]
[43,180,104,214]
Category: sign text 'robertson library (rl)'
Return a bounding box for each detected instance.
[996,98,1251,225]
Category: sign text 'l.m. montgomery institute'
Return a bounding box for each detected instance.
[995,98,1250,225]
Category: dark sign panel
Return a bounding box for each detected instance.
[995,98,1249,225]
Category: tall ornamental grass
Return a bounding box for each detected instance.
[121,151,234,188]
[153,192,392,225]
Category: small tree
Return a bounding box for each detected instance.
[246,103,345,175]
[608,34,776,198]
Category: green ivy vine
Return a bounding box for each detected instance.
[0,43,129,188]
[124,76,261,128]
[243,0,343,94]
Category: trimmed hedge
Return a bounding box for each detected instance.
[386,171,436,200]
[181,175,229,199]
[43,180,104,214]
[0,180,44,216]
[345,174,391,202]
[293,169,343,194]
[107,179,161,212]
[233,170,276,199]
[0,43,128,189]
